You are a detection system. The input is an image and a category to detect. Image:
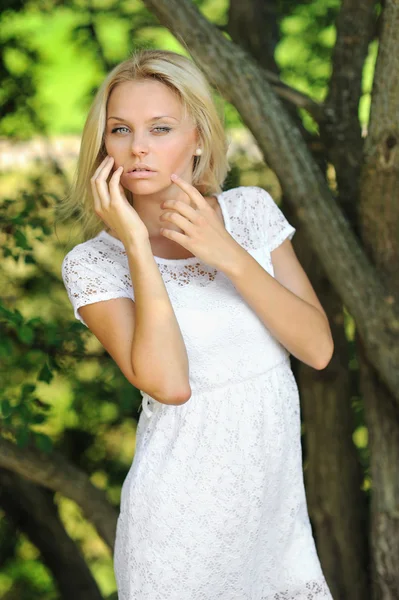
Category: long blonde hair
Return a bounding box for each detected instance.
[55,48,230,243]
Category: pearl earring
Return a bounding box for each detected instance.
[195,148,202,156]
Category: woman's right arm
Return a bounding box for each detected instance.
[78,238,191,406]
[77,155,191,405]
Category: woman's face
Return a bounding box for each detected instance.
[104,79,198,195]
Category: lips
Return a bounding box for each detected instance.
[128,166,156,172]
[126,169,157,179]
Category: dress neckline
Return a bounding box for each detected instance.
[99,191,230,265]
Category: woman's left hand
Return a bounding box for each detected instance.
[160,174,242,273]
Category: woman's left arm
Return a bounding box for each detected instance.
[224,238,334,370]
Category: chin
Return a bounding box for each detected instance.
[122,178,170,194]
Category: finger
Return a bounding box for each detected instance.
[91,178,102,215]
[96,156,114,182]
[161,211,195,234]
[91,155,112,180]
[160,227,190,249]
[91,156,113,191]
[94,157,115,206]
[91,159,110,214]
[109,166,124,202]
[90,156,113,218]
[170,174,207,210]
[163,200,198,223]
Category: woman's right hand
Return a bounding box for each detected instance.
[91,155,150,245]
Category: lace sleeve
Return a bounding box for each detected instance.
[252,187,296,253]
[61,250,132,328]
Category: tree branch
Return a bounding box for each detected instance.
[0,437,118,550]
[257,69,326,123]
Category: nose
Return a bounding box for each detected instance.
[130,132,150,155]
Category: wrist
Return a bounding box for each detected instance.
[220,241,248,280]
[122,235,151,255]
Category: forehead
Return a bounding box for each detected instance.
[107,79,187,119]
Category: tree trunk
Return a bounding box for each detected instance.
[357,340,399,599]
[293,225,370,599]
[357,1,399,596]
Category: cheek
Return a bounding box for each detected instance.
[159,137,194,162]
[104,136,117,155]
[105,132,135,152]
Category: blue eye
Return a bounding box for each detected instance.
[110,126,171,134]
[111,127,129,134]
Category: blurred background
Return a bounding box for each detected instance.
[0,0,390,599]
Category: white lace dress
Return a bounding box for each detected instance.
[61,186,333,600]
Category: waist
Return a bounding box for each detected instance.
[140,355,291,419]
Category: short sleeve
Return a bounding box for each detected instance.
[61,249,132,328]
[252,186,296,252]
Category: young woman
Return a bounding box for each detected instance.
[61,48,334,599]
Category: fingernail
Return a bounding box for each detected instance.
[170,173,178,181]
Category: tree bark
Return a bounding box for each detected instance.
[357,340,399,599]
[357,1,399,596]
[320,0,378,232]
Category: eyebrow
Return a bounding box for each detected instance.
[107,115,179,122]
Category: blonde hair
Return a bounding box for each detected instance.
[55,48,230,243]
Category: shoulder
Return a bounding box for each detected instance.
[61,236,101,277]
[62,232,121,271]
[219,185,274,223]
[220,186,295,252]
[61,232,128,288]
[220,185,263,200]
[220,185,272,210]
[222,185,289,219]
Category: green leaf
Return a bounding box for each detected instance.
[14,230,32,250]
[16,427,30,448]
[17,403,32,422]
[34,432,53,453]
[17,324,34,344]
[0,337,13,357]
[21,383,36,398]
[38,361,53,384]
[1,399,12,418]
[32,413,47,425]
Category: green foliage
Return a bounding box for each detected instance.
[276,0,340,102]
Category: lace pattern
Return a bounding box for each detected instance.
[61,245,132,327]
